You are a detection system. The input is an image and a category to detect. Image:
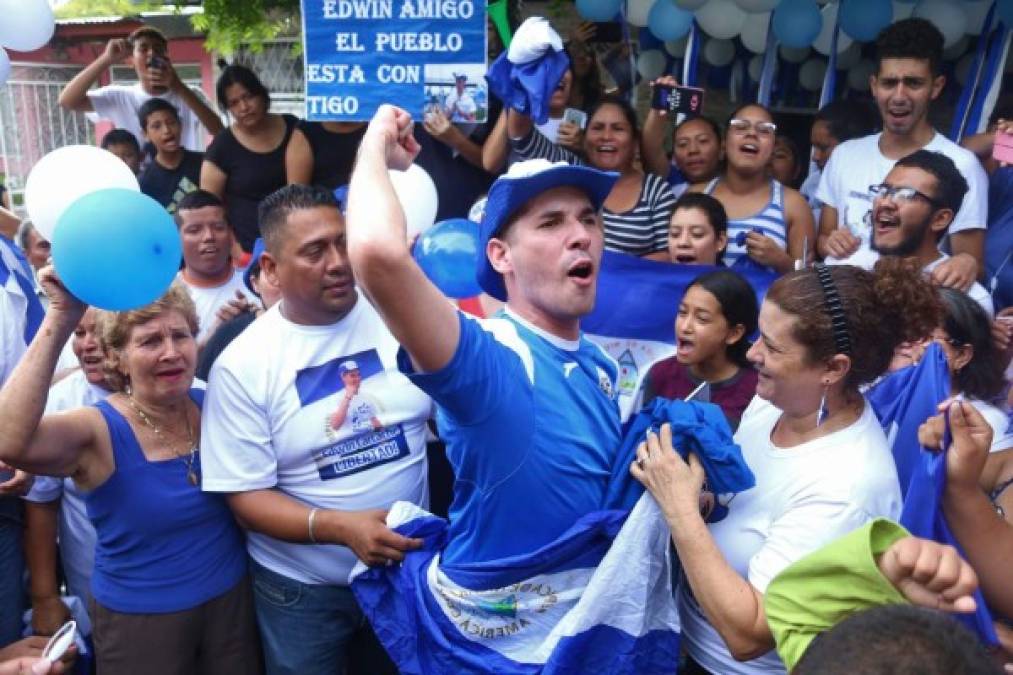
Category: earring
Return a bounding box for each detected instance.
[815,385,829,428]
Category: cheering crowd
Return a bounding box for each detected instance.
[0,12,1011,675]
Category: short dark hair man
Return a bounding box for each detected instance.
[816,18,988,291]
[59,25,223,150]
[870,150,993,316]
[347,105,622,565]
[199,184,431,674]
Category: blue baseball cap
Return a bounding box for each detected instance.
[243,237,265,295]
[477,160,618,301]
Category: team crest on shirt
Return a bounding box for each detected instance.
[595,366,615,399]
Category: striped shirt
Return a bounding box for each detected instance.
[704,178,787,268]
[512,129,676,256]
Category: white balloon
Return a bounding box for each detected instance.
[389,165,439,240]
[748,53,777,81]
[703,38,736,67]
[799,57,828,91]
[627,0,656,28]
[665,36,689,56]
[740,12,771,54]
[25,145,140,241]
[0,0,54,53]
[637,49,668,79]
[963,1,992,36]
[0,48,9,88]
[675,0,707,9]
[847,59,877,91]
[734,0,778,12]
[780,45,811,63]
[913,0,968,49]
[813,3,854,56]
[955,53,975,86]
[835,41,862,70]
[893,1,915,21]
[695,0,747,40]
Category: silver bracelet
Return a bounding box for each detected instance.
[307,507,320,544]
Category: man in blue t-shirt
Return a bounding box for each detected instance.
[348,105,622,564]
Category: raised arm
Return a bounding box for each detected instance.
[346,105,460,373]
[482,111,510,174]
[640,76,679,179]
[167,66,224,137]
[58,39,127,112]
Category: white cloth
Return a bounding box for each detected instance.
[679,395,902,674]
[87,83,210,151]
[0,239,29,386]
[23,370,110,606]
[508,17,563,64]
[200,296,432,585]
[178,269,256,342]
[816,132,988,269]
[968,399,1011,454]
[923,255,994,317]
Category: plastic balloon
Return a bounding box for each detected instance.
[799,57,828,91]
[648,0,695,41]
[835,41,862,70]
[50,189,181,311]
[779,45,811,63]
[748,53,777,81]
[893,1,916,20]
[840,0,892,42]
[695,0,747,39]
[412,218,483,299]
[0,48,9,88]
[734,0,778,11]
[740,12,771,54]
[25,145,140,242]
[675,0,707,9]
[964,1,992,35]
[913,0,968,49]
[0,0,54,52]
[998,0,1013,28]
[703,38,736,67]
[389,165,439,241]
[664,35,689,56]
[772,0,822,49]
[637,49,668,79]
[577,0,623,22]
[813,3,854,55]
[944,35,969,60]
[847,59,877,91]
[627,0,656,28]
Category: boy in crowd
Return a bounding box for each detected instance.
[137,98,203,213]
[100,129,141,176]
[58,26,222,151]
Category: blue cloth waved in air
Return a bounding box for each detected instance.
[485,50,570,125]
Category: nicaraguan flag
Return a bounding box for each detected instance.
[581,251,776,421]
[0,235,44,343]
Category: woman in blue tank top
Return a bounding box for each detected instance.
[0,276,260,674]
[695,103,815,274]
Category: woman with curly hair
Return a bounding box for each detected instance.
[631,258,941,674]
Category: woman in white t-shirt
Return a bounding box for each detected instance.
[631,258,941,674]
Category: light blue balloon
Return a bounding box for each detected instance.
[840,0,892,42]
[51,188,182,311]
[413,218,483,299]
[999,0,1013,26]
[576,0,622,22]
[772,0,822,49]
[648,0,694,42]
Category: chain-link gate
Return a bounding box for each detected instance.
[229,38,305,117]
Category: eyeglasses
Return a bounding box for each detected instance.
[728,118,777,136]
[868,183,941,208]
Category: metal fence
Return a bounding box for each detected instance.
[230,38,305,117]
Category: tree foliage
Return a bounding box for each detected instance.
[191,0,301,54]
[55,0,162,19]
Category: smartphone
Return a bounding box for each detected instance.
[651,85,705,115]
[993,131,1013,164]
[562,107,588,130]
[147,55,168,70]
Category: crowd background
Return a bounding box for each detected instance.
[0,2,1011,674]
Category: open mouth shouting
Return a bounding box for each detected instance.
[566,258,595,287]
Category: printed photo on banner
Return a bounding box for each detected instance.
[294,349,411,480]
[300,0,486,121]
[424,63,488,123]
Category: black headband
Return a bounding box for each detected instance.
[814,263,852,356]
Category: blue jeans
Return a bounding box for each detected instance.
[0,497,25,646]
[250,559,395,675]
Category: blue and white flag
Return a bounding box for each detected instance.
[866,343,950,498]
[0,235,43,342]
[581,251,776,421]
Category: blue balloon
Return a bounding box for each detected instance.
[840,0,892,42]
[648,0,693,42]
[999,0,1013,26]
[413,218,483,299]
[576,0,622,22]
[772,0,822,49]
[51,188,182,311]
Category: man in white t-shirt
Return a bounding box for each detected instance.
[174,190,255,345]
[200,184,431,674]
[870,150,994,317]
[58,26,222,151]
[816,18,986,290]
[444,74,477,122]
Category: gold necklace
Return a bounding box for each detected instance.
[126,394,199,486]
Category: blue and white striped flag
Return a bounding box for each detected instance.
[0,236,44,383]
